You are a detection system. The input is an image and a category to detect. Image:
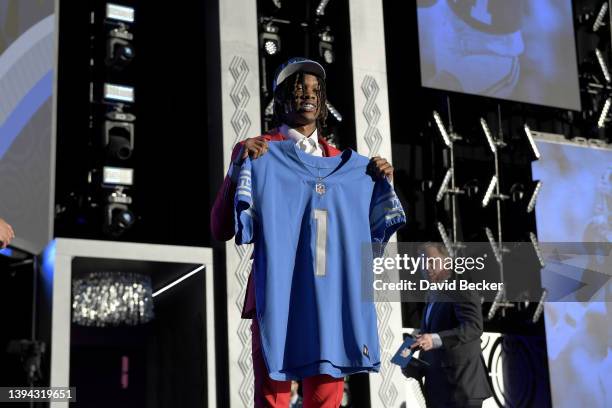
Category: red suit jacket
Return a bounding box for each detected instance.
[210,129,341,318]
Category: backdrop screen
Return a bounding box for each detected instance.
[532,141,611,408]
[417,0,581,111]
[0,0,55,253]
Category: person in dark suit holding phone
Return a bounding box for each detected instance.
[403,243,492,408]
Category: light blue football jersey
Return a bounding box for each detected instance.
[235,140,405,380]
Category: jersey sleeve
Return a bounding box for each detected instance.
[234,157,257,245]
[369,178,406,247]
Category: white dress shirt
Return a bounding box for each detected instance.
[279,124,323,157]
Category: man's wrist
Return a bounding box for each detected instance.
[431,333,443,349]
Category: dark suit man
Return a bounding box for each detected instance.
[404,244,492,408]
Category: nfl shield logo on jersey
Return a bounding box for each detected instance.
[315,182,326,195]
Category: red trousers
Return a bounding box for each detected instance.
[251,318,344,408]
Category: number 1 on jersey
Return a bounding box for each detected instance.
[313,209,328,277]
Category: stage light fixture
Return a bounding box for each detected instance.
[597,96,611,128]
[326,101,343,122]
[103,166,134,187]
[321,46,334,64]
[482,175,498,207]
[104,83,134,103]
[264,40,279,55]
[104,120,134,160]
[103,107,135,161]
[593,2,608,32]
[485,227,502,264]
[106,24,134,70]
[436,168,453,202]
[595,48,611,83]
[437,222,455,258]
[433,111,452,148]
[318,28,334,64]
[316,0,331,16]
[261,22,280,56]
[487,288,504,320]
[532,289,547,323]
[480,117,497,154]
[526,181,542,213]
[106,3,135,23]
[509,183,525,202]
[523,124,541,160]
[104,188,135,237]
[529,232,545,268]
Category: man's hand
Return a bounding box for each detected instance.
[410,334,434,351]
[241,136,269,160]
[369,156,394,181]
[0,218,15,249]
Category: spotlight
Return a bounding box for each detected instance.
[325,101,343,122]
[316,0,331,16]
[264,40,279,56]
[261,22,280,56]
[104,122,133,160]
[318,28,334,64]
[433,111,452,148]
[104,83,134,103]
[321,46,334,64]
[485,227,502,264]
[526,181,542,213]
[523,124,541,160]
[597,97,611,128]
[104,188,135,237]
[595,48,611,83]
[436,168,468,202]
[529,232,545,267]
[532,289,547,323]
[104,108,135,160]
[106,24,134,70]
[437,222,455,258]
[106,3,135,23]
[102,166,134,187]
[436,168,453,202]
[480,118,497,153]
[487,288,504,320]
[482,175,497,207]
[593,2,608,32]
